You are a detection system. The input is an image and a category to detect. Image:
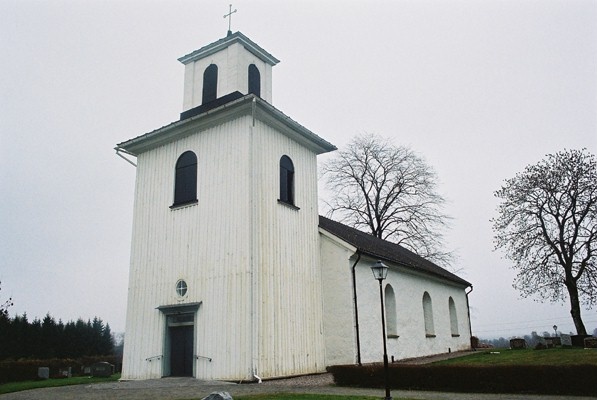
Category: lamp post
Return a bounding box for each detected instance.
[553,325,558,337]
[371,260,392,400]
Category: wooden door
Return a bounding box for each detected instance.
[169,325,193,376]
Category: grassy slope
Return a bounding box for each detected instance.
[0,374,120,395]
[433,348,597,366]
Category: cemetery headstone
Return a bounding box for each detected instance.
[510,338,526,349]
[37,367,49,380]
[584,337,597,349]
[552,337,561,346]
[560,334,572,347]
[90,362,114,377]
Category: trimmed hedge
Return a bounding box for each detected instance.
[0,356,121,384]
[327,364,597,396]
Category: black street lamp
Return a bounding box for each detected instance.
[371,260,392,400]
[553,325,558,337]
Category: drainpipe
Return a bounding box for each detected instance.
[351,252,362,365]
[249,105,259,380]
[465,285,474,349]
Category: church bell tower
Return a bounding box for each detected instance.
[117,30,335,381]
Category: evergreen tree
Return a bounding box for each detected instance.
[0,313,117,360]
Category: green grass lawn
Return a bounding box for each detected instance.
[434,347,597,366]
[0,374,120,395]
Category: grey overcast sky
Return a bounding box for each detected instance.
[1,0,596,338]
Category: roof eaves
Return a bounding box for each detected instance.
[178,31,279,66]
[116,94,254,154]
[116,94,336,157]
[254,97,337,154]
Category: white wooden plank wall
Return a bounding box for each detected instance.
[123,117,256,380]
[251,121,326,377]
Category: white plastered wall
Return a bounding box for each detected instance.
[319,236,471,367]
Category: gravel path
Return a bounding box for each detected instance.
[2,375,595,400]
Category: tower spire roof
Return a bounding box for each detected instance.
[178,31,279,66]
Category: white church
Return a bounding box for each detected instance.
[116,31,472,381]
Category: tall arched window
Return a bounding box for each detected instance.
[202,64,218,104]
[173,151,197,207]
[449,297,459,336]
[385,284,398,337]
[279,155,294,205]
[422,292,435,337]
[248,64,261,97]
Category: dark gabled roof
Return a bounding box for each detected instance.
[319,216,471,287]
[179,91,245,121]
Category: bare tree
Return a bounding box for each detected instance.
[492,149,597,335]
[0,281,13,318]
[321,134,452,266]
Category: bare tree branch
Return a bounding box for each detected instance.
[321,133,453,267]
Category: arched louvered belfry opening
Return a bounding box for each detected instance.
[202,64,218,104]
[248,64,261,97]
[173,151,198,206]
[279,155,294,205]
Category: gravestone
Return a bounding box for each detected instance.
[37,367,49,380]
[201,392,233,400]
[510,338,526,349]
[584,337,597,348]
[560,334,572,347]
[551,337,561,346]
[59,367,72,378]
[90,362,114,377]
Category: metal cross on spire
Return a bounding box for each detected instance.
[224,4,237,36]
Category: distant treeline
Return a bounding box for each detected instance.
[481,328,597,348]
[0,313,114,360]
